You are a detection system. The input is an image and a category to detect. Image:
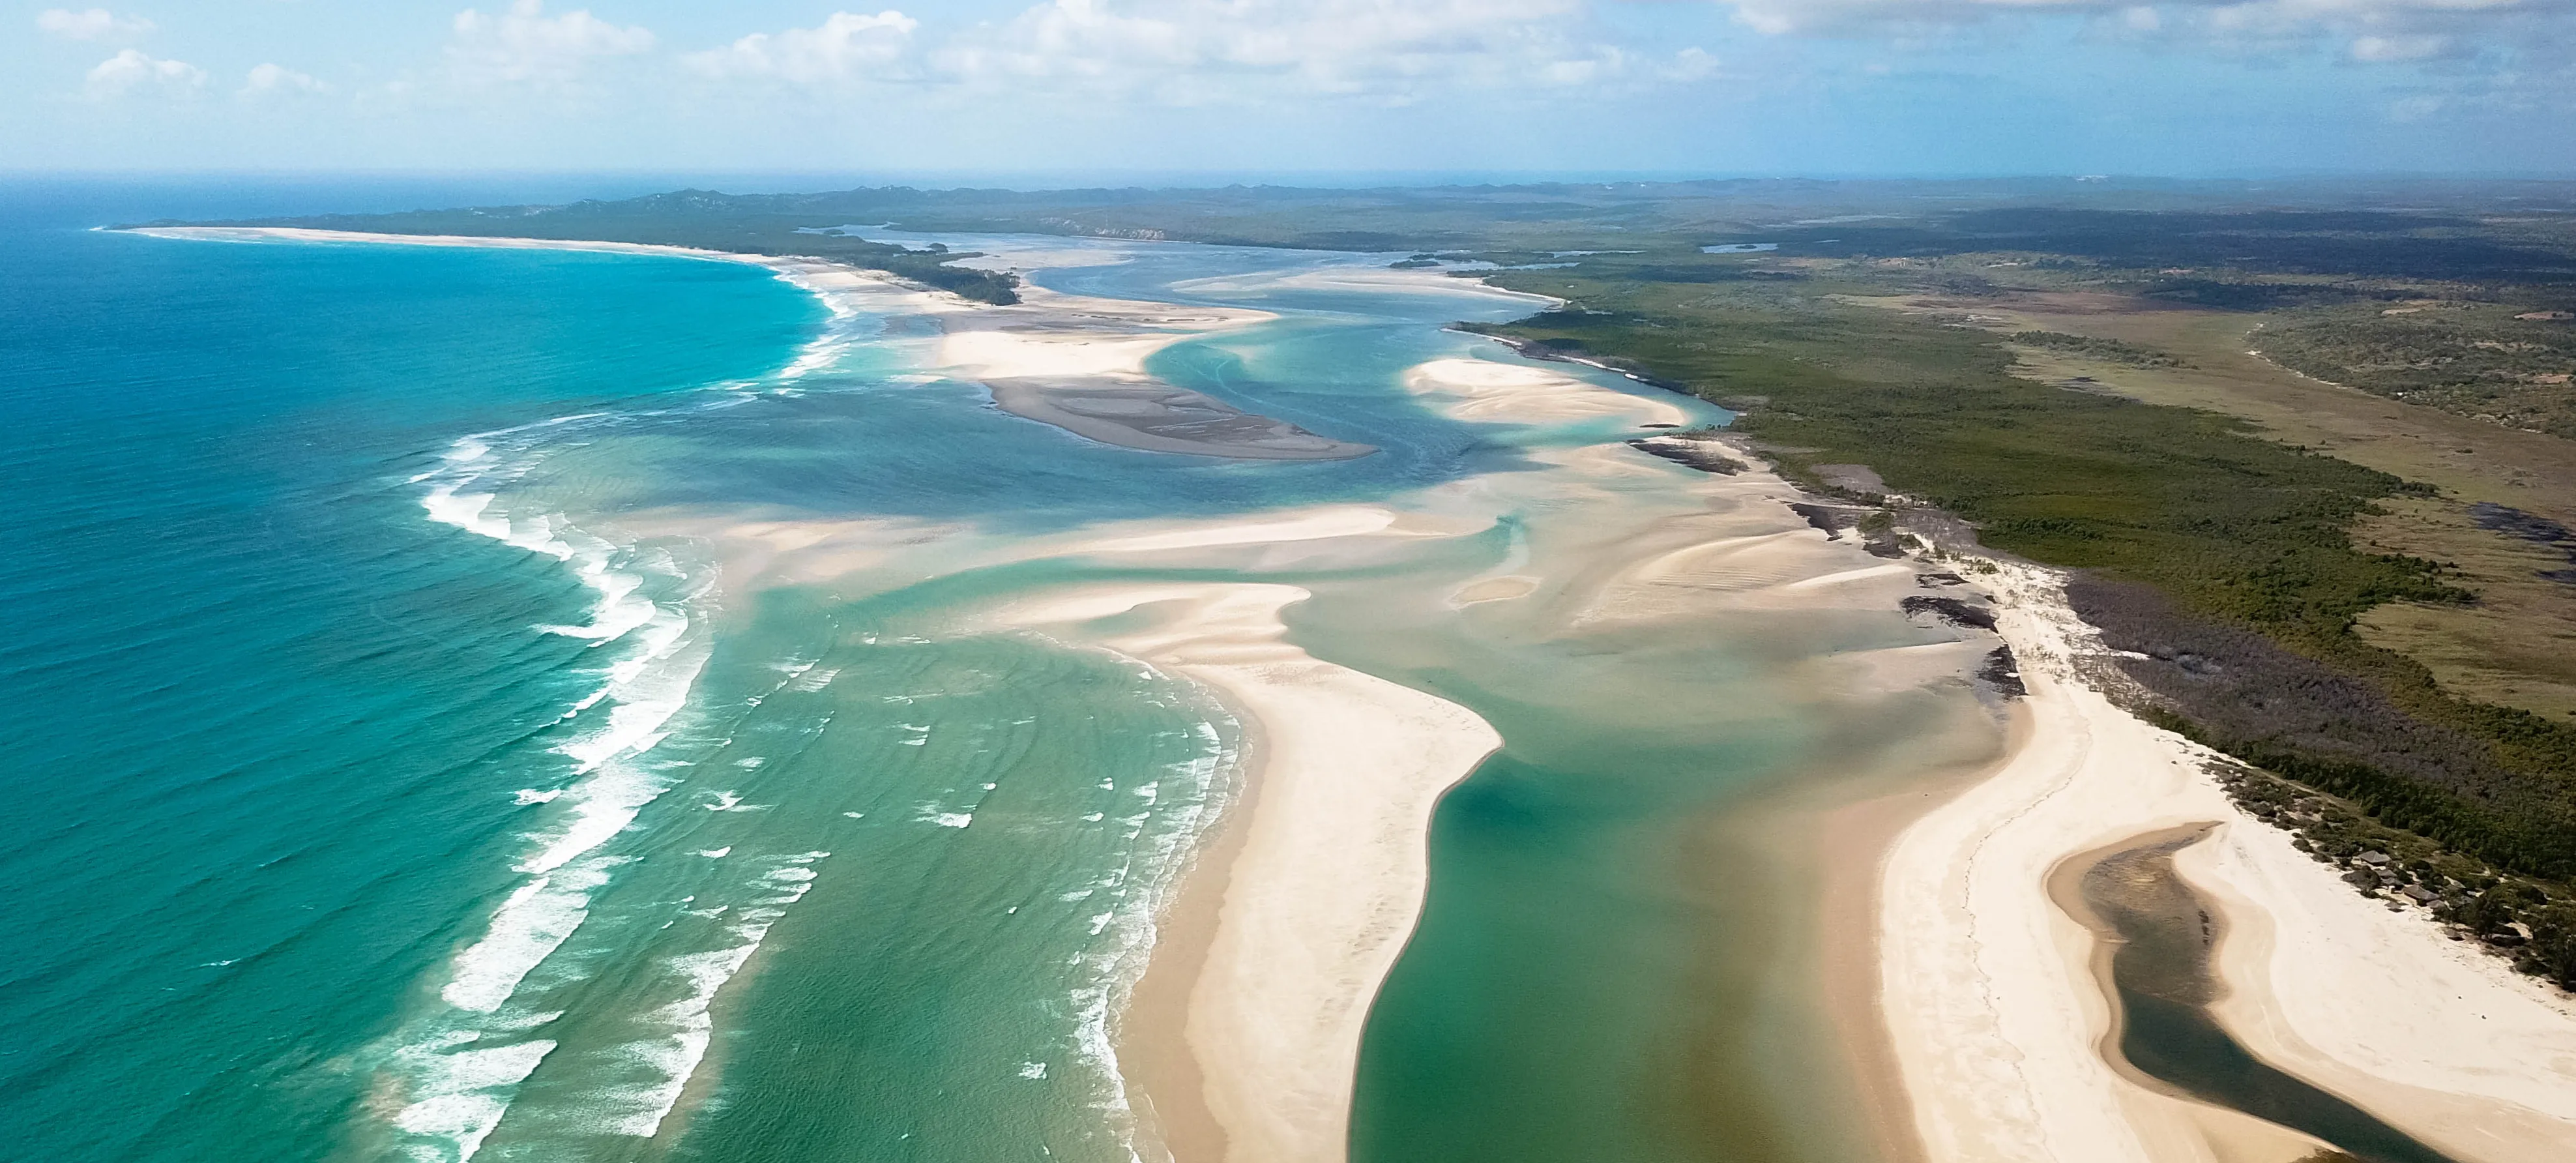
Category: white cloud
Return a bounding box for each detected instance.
[243,63,329,95]
[687,10,919,83]
[933,0,1673,102]
[85,48,204,99]
[1718,0,2565,60]
[2350,32,2449,59]
[37,7,153,40]
[449,0,654,86]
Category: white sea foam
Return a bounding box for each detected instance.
[441,859,619,1012]
[595,851,832,1139]
[181,233,898,1163]
[392,1037,559,1163]
[385,414,722,1162]
[1059,701,1242,1163]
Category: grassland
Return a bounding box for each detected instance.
[2260,302,2576,439]
[1461,239,2576,981]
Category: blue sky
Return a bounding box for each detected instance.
[7,0,2573,177]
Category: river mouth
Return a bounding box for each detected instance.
[2051,825,2457,1163]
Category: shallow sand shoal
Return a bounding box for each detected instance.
[1403,357,1690,427]
[1879,559,2576,1163]
[937,283,1375,461]
[987,582,1501,1163]
[935,283,1273,381]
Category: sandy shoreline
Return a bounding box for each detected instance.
[156,224,2352,1162]
[132,226,1369,462]
[1877,556,2576,1162]
[124,225,958,324]
[989,582,1501,1163]
[950,306,2002,1163]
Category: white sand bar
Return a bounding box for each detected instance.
[988,582,1500,1163]
[1879,560,2576,1163]
[1403,357,1690,427]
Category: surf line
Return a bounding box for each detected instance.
[338,252,870,1161]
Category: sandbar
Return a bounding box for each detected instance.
[938,282,1376,462]
[987,582,1500,1163]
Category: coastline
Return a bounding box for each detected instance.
[131,226,1364,462]
[1810,713,2023,1163]
[141,226,2147,1162]
[1877,553,2576,1162]
[987,582,1502,1163]
[124,225,956,324]
[958,306,2012,1163]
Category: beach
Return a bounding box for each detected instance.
[1874,555,2576,1163]
[987,325,2013,1162]
[105,221,2427,1163]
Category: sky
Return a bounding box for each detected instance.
[6,0,2574,179]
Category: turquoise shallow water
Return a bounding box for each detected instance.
[0,185,824,1160]
[1,186,1943,1163]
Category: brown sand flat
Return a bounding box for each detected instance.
[986,379,1377,461]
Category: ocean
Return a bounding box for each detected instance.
[0,179,1977,1163]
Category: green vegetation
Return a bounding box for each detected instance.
[2261,302,2576,438]
[203,177,2576,984]
[2213,760,2576,990]
[1467,260,2576,979]
[2008,330,2187,367]
[1464,276,2455,635]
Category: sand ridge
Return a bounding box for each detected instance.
[937,282,1378,462]
[985,582,1502,1163]
[1403,357,1692,426]
[205,224,2017,1162]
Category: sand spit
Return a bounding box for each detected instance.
[938,284,1376,462]
[1879,559,2576,1163]
[141,226,1376,461]
[988,582,1501,1163]
[1403,357,1690,427]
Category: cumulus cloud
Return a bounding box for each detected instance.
[686,10,919,83]
[85,48,204,99]
[929,0,1685,102]
[242,63,329,95]
[1719,0,2566,65]
[448,0,654,86]
[37,7,153,40]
